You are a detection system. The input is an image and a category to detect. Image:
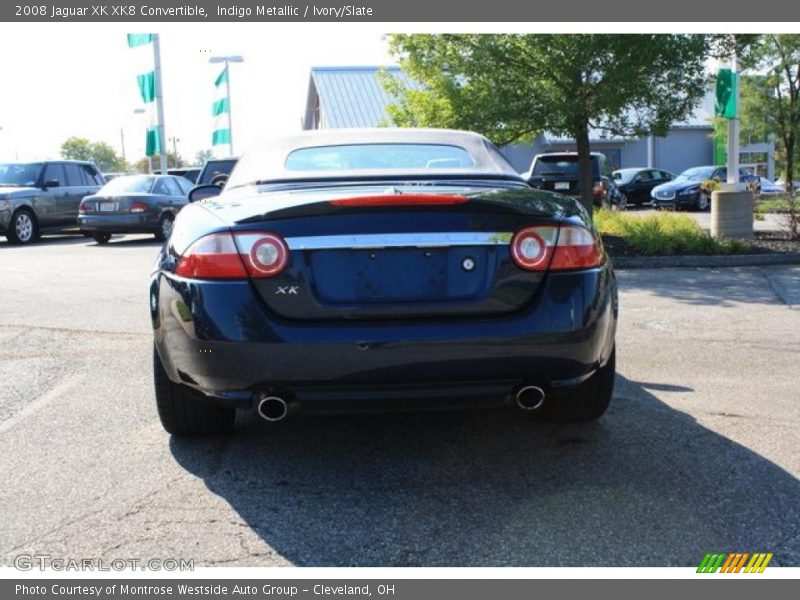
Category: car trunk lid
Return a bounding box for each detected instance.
[208,185,567,321]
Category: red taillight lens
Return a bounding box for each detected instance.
[175,231,290,280]
[550,225,604,270]
[244,233,290,276]
[510,227,557,270]
[78,200,87,215]
[329,194,469,207]
[592,182,604,197]
[510,225,603,271]
[131,201,148,213]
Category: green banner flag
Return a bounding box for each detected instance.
[715,68,737,119]
[215,66,229,87]
[127,34,154,48]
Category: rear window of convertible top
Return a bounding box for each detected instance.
[285,144,475,171]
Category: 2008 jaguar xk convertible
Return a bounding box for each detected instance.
[150,129,618,435]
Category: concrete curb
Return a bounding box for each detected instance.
[612,253,800,270]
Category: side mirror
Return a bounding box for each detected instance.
[43,179,61,189]
[188,184,222,203]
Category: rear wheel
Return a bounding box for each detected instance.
[92,232,111,244]
[155,213,174,242]
[7,208,38,244]
[153,346,235,436]
[537,347,615,422]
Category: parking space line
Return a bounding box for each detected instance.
[0,374,86,434]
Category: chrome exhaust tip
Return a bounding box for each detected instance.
[257,396,288,422]
[515,385,546,411]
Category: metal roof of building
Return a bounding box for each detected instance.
[306,66,415,129]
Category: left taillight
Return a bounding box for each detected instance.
[592,182,605,197]
[175,231,290,280]
[78,200,88,214]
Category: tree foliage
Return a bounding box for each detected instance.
[132,152,183,173]
[60,137,126,172]
[739,35,800,236]
[384,34,717,212]
[195,149,214,166]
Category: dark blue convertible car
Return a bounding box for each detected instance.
[150,129,618,435]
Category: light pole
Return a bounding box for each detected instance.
[209,55,243,155]
[168,136,180,167]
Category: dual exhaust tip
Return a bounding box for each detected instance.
[515,385,546,411]
[258,386,545,420]
[257,396,288,422]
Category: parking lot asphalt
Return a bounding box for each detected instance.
[0,234,798,567]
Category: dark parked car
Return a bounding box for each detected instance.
[195,157,238,188]
[151,129,618,436]
[651,166,760,211]
[154,168,202,184]
[0,160,105,244]
[78,174,192,244]
[523,152,616,208]
[613,168,675,206]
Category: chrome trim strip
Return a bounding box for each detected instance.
[285,232,513,250]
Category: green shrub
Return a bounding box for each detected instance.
[593,209,745,255]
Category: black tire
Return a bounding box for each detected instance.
[153,346,235,436]
[155,213,174,242]
[6,208,38,244]
[537,347,615,422]
[92,232,111,244]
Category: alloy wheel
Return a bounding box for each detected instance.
[15,212,34,243]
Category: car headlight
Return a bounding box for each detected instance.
[678,187,699,196]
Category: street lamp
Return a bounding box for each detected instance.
[168,136,180,167]
[209,55,244,155]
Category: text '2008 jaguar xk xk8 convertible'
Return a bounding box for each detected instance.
[150,128,618,435]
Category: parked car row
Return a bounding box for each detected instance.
[520,150,780,213]
[649,166,760,211]
[0,158,237,245]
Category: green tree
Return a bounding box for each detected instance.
[742,35,800,194]
[195,149,213,166]
[385,34,721,213]
[60,137,126,172]
[735,35,800,237]
[132,152,183,174]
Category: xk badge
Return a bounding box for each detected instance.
[275,286,300,295]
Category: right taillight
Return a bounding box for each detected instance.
[175,231,290,280]
[511,225,603,271]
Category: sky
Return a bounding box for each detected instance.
[0,24,394,164]
[0,22,785,167]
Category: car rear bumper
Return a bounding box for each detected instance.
[79,213,159,233]
[151,265,618,412]
[651,196,698,209]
